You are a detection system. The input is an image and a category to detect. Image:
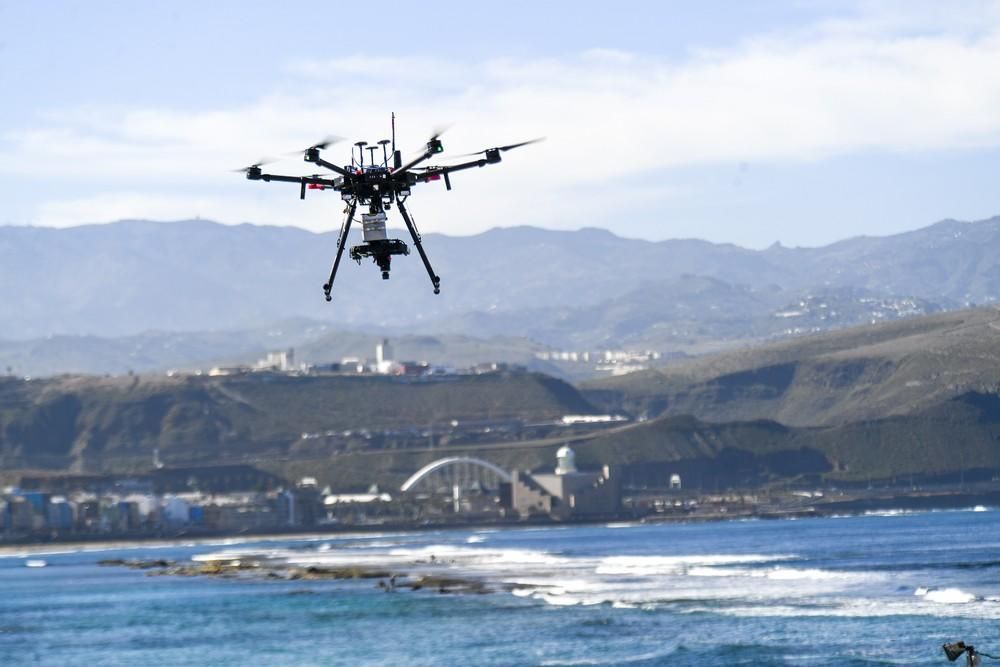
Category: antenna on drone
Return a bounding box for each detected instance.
[355,141,368,168]
[391,112,402,170]
[379,139,391,168]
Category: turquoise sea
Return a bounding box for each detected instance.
[2,508,1000,666]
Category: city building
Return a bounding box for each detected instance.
[256,348,295,372]
[511,446,621,520]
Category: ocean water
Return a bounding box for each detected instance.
[2,509,999,666]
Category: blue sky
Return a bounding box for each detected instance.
[3,1,1000,248]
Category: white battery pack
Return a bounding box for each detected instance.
[362,212,388,242]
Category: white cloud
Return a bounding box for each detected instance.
[4,7,1000,238]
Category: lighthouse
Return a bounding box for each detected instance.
[555,445,577,475]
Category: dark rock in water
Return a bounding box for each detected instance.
[407,575,492,594]
[98,558,174,569]
[99,554,497,595]
[300,566,393,580]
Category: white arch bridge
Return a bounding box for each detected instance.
[400,457,512,493]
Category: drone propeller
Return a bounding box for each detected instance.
[429,125,449,141]
[406,125,450,154]
[231,157,277,173]
[286,135,343,156]
[451,137,545,158]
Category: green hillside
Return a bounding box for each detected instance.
[577,391,1000,485]
[7,307,1000,492]
[0,371,595,474]
[264,390,1000,491]
[585,306,1000,426]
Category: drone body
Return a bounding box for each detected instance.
[240,116,540,302]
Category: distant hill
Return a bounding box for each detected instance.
[3,217,998,353]
[0,324,557,378]
[0,372,595,474]
[584,306,1000,427]
[9,308,1000,491]
[437,277,950,351]
[575,392,1000,487]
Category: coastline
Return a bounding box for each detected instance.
[2,487,997,557]
[0,517,559,557]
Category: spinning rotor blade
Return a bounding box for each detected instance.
[429,124,449,142]
[231,157,277,173]
[451,137,545,158]
[407,125,450,153]
[312,135,342,151]
[285,135,343,155]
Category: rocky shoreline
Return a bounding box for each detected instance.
[97,557,501,594]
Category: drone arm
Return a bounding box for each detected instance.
[311,156,353,178]
[248,171,340,189]
[247,172,300,184]
[434,157,492,174]
[394,150,436,177]
[406,157,492,188]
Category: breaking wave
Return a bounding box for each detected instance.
[184,521,1000,621]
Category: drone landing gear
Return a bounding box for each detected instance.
[323,201,359,302]
[397,200,441,295]
[321,199,442,300]
[350,239,410,280]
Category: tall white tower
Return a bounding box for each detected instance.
[555,445,577,475]
[376,339,393,364]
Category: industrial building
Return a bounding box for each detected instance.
[511,446,621,519]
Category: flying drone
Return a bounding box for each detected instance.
[237,115,541,302]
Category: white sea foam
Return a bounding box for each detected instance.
[595,553,793,576]
[766,567,861,581]
[700,593,1000,620]
[539,657,607,666]
[612,600,640,609]
[181,533,999,620]
[389,544,570,567]
[540,646,677,666]
[192,550,277,562]
[916,587,977,604]
[685,565,860,582]
[541,593,590,606]
[343,540,402,549]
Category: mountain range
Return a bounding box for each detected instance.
[3,215,1000,376]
